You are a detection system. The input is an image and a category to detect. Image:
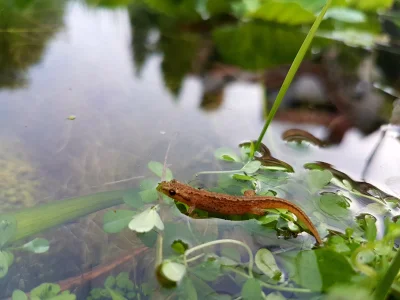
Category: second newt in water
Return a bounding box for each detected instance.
[157,179,322,244]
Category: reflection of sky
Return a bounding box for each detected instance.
[0,1,397,201]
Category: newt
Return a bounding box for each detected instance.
[157,179,322,244]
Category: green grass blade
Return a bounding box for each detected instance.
[254,0,332,153]
[374,249,400,300]
[3,189,130,243]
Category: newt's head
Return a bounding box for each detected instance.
[156,179,193,205]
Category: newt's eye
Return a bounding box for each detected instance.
[169,189,176,196]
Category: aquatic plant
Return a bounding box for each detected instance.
[12,283,76,300]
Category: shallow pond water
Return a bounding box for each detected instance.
[1,0,400,299]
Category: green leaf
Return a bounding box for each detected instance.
[103,210,134,233]
[148,161,173,180]
[264,292,286,300]
[232,174,255,181]
[0,251,9,278]
[171,240,189,254]
[255,248,282,280]
[31,283,61,297]
[258,214,280,225]
[104,276,116,288]
[248,0,316,25]
[325,7,365,23]
[326,285,373,300]
[116,272,133,289]
[161,261,186,282]
[295,249,356,291]
[0,215,17,248]
[67,115,76,120]
[12,290,28,300]
[221,246,241,262]
[20,238,49,254]
[180,277,197,300]
[319,193,350,217]
[123,189,143,209]
[241,161,261,174]
[128,206,164,233]
[214,147,241,162]
[241,278,262,300]
[306,170,333,192]
[2,250,14,267]
[190,259,222,282]
[107,288,127,300]
[347,0,393,11]
[139,189,158,203]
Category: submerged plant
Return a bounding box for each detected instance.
[12,283,75,300]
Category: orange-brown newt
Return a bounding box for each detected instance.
[157,179,322,244]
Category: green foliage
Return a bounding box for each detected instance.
[12,283,76,300]
[241,278,262,299]
[87,272,151,300]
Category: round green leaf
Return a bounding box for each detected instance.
[319,193,350,217]
[148,161,173,180]
[31,283,61,297]
[103,210,134,233]
[241,161,261,174]
[3,250,14,267]
[325,7,365,23]
[161,261,186,282]
[241,278,262,300]
[0,251,9,278]
[255,248,282,280]
[306,170,333,192]
[214,147,241,162]
[12,290,28,300]
[21,238,49,254]
[0,215,17,248]
[171,240,189,254]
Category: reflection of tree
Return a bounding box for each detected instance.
[128,2,201,96]
[0,0,66,88]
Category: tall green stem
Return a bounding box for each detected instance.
[374,249,400,299]
[254,0,332,154]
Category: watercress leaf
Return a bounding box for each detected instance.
[0,215,17,248]
[258,214,280,225]
[356,249,375,265]
[319,193,350,217]
[327,236,351,254]
[128,206,164,233]
[123,189,143,209]
[191,259,222,281]
[232,174,254,181]
[3,250,14,267]
[12,290,27,300]
[264,292,286,300]
[241,160,261,174]
[104,276,116,288]
[180,277,197,300]
[255,248,282,280]
[288,221,300,232]
[0,251,9,278]
[139,189,158,203]
[21,238,49,254]
[31,283,61,297]
[306,170,333,192]
[116,272,133,289]
[148,161,173,180]
[241,278,262,300]
[325,285,373,300]
[171,240,189,254]
[103,210,134,233]
[324,7,366,23]
[214,147,241,162]
[295,249,356,291]
[48,294,76,300]
[106,288,127,300]
[161,261,186,282]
